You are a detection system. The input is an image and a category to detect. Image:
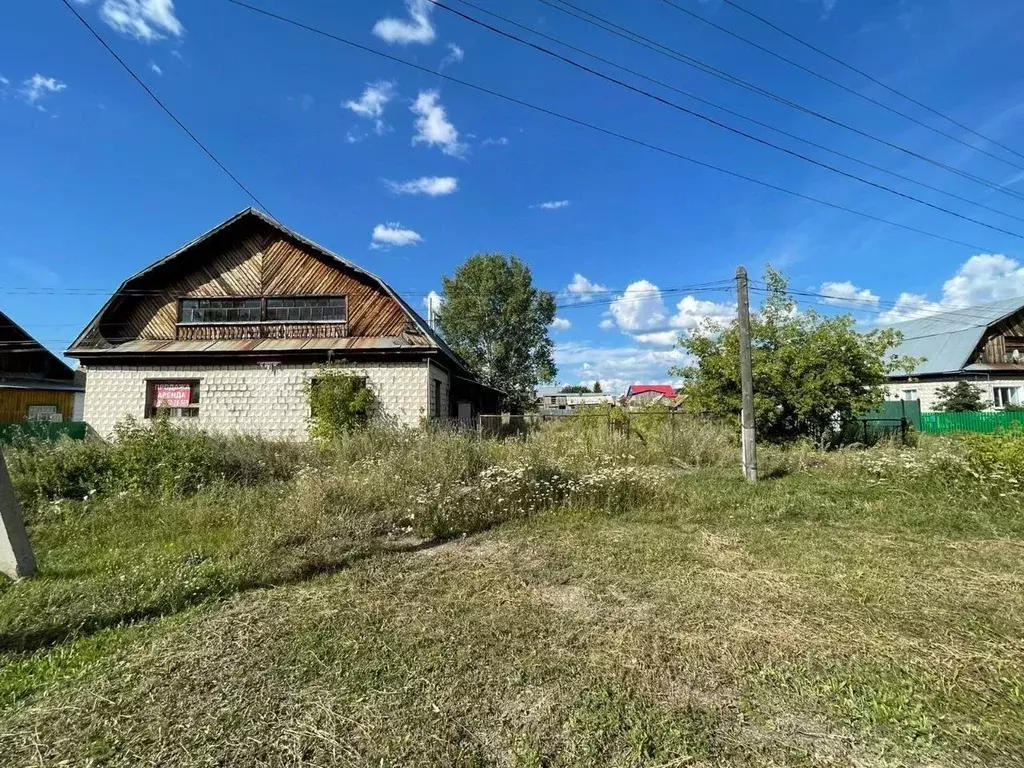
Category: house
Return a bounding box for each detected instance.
[625,384,677,406]
[534,385,617,413]
[67,209,500,439]
[0,310,84,424]
[885,297,1024,411]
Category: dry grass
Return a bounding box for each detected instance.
[0,426,1022,766]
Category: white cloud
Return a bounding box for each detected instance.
[599,318,615,331]
[149,61,162,76]
[610,280,667,332]
[99,0,184,42]
[0,75,9,86]
[344,130,365,144]
[555,342,687,395]
[872,254,1024,324]
[533,200,570,210]
[481,136,509,147]
[20,74,66,105]
[411,90,466,157]
[564,273,608,303]
[371,222,423,248]
[818,280,880,308]
[608,281,733,344]
[631,331,680,346]
[344,81,395,135]
[372,0,436,45]
[551,317,572,331]
[385,176,458,196]
[669,295,735,331]
[439,43,464,69]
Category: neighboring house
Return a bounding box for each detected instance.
[625,384,677,406]
[67,209,500,439]
[534,385,617,413]
[0,310,84,424]
[885,297,1024,411]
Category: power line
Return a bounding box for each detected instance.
[450,0,1024,227]
[537,0,1024,206]
[57,0,274,216]
[657,0,1024,171]
[221,0,996,252]
[719,0,1024,165]
[437,0,1024,240]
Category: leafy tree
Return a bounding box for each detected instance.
[305,365,377,442]
[593,381,603,393]
[934,381,988,412]
[436,253,556,409]
[561,384,591,394]
[672,268,918,443]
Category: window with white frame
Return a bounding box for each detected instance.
[26,404,60,423]
[993,386,1022,409]
[901,389,919,401]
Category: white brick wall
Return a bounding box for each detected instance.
[888,377,1024,412]
[83,361,430,440]
[427,360,450,419]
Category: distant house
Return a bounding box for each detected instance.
[625,384,677,406]
[885,297,1024,411]
[0,310,84,424]
[534,385,617,413]
[67,209,500,439]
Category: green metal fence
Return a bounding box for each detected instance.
[0,422,88,445]
[921,411,1024,434]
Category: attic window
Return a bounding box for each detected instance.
[180,298,261,324]
[266,297,346,323]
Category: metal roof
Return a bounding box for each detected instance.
[886,296,1024,376]
[78,337,433,356]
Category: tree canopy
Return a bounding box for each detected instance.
[436,253,556,410]
[672,269,917,443]
[561,385,591,394]
[934,381,988,412]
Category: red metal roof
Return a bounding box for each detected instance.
[626,384,677,398]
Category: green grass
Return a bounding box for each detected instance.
[1,427,1022,766]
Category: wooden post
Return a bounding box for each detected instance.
[736,267,758,482]
[0,446,36,580]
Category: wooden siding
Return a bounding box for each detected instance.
[103,221,409,344]
[974,309,1024,364]
[0,390,74,424]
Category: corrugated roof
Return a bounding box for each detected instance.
[886,296,1024,375]
[89,337,433,356]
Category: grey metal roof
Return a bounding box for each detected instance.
[886,296,1024,376]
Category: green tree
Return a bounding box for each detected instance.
[437,253,556,409]
[672,268,917,443]
[561,384,591,394]
[934,381,988,412]
[593,381,603,393]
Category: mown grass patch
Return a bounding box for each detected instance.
[1,422,1022,765]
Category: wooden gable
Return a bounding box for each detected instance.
[99,217,410,343]
[974,307,1024,365]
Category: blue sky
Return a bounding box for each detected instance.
[4,0,1024,392]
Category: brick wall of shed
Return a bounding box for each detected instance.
[83,361,429,440]
[887,376,1024,412]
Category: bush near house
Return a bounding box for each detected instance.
[1,421,1023,766]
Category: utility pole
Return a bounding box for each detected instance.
[736,266,758,482]
[0,446,35,579]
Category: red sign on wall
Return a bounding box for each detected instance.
[154,384,192,408]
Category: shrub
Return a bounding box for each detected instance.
[306,364,378,442]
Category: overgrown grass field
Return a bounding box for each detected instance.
[1,418,1022,766]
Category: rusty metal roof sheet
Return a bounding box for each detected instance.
[90,337,433,355]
